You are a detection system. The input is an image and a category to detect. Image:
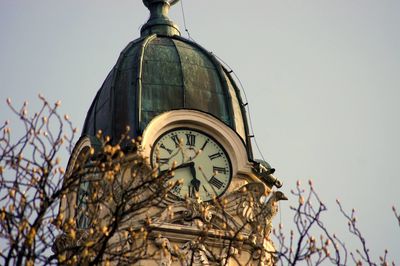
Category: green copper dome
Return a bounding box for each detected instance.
[82,0,252,157]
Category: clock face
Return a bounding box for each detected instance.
[151,128,232,201]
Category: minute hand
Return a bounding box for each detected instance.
[198,166,221,195]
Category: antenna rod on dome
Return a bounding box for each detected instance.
[141,0,181,37]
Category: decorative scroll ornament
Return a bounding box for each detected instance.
[153,198,216,225]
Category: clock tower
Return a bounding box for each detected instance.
[56,1,286,265]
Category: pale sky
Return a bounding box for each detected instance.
[1,0,399,262]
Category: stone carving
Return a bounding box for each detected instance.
[221,183,288,244]
[153,182,287,233]
[260,191,288,237]
[150,182,287,265]
[155,236,173,266]
[178,241,213,265]
[153,198,215,225]
[155,236,236,266]
[57,165,285,265]
[182,199,214,223]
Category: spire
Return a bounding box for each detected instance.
[141,0,181,37]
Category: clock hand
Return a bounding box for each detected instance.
[189,162,200,192]
[158,161,193,179]
[201,184,214,200]
[173,161,193,170]
[198,166,209,181]
[198,166,217,195]
[169,161,200,192]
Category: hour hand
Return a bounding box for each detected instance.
[191,177,200,192]
[174,161,192,170]
[189,163,200,192]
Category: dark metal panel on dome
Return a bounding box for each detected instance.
[139,37,184,130]
[82,68,116,137]
[82,39,145,140]
[223,66,253,159]
[184,65,230,125]
[173,41,215,69]
[172,39,232,126]
[141,84,183,127]
[142,41,183,86]
[113,40,143,138]
[92,70,114,136]
[223,71,245,140]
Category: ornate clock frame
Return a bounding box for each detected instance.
[141,109,261,189]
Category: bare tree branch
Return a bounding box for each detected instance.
[0,97,397,265]
[393,206,400,228]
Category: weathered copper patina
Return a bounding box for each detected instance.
[82,0,252,158]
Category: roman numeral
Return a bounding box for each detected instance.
[171,134,180,147]
[213,166,227,175]
[201,139,209,151]
[185,134,196,146]
[159,143,173,154]
[209,176,224,190]
[208,152,222,160]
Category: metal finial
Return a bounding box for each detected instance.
[143,0,180,8]
[141,0,181,37]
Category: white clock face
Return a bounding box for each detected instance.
[151,128,232,201]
